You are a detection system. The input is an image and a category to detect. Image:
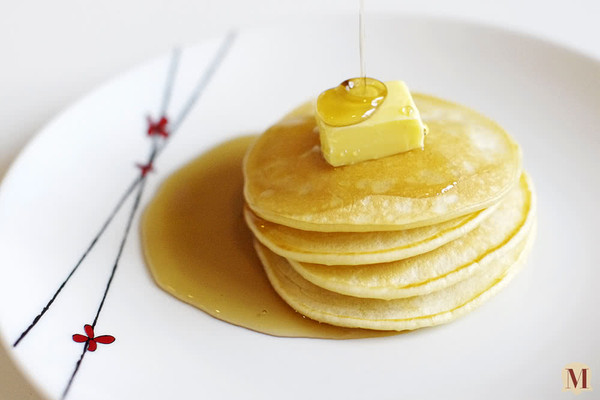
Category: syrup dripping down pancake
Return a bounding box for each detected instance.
[288,173,535,299]
[244,203,498,266]
[257,221,536,331]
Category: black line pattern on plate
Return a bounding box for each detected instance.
[12,47,183,349]
[12,176,142,348]
[62,177,148,399]
[10,31,237,400]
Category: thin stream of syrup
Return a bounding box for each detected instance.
[316,1,391,127]
[359,0,366,80]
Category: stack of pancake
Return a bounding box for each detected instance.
[243,94,536,331]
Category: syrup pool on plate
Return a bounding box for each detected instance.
[141,136,396,339]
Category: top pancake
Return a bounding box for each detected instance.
[244,94,522,232]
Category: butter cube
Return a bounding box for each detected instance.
[317,81,426,167]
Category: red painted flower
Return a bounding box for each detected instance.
[136,162,154,177]
[73,324,115,352]
[147,116,169,138]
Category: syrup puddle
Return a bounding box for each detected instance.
[141,136,395,339]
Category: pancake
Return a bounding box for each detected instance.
[243,93,522,232]
[288,173,535,299]
[244,203,499,265]
[257,221,536,331]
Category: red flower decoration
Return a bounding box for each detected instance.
[73,324,115,352]
[136,162,154,177]
[147,116,169,138]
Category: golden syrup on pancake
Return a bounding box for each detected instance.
[141,136,395,339]
[316,77,387,126]
[251,112,460,200]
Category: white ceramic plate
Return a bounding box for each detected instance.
[1,16,599,400]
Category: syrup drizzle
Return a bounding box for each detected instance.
[315,2,391,128]
[316,77,387,127]
[359,0,366,79]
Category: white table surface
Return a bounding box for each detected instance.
[1,1,598,398]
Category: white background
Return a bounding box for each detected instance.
[1,1,599,399]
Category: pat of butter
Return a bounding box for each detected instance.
[317,81,426,167]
